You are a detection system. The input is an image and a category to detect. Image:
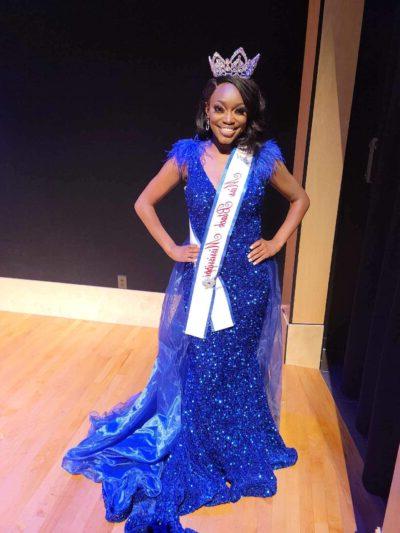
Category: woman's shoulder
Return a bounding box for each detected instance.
[252,138,286,181]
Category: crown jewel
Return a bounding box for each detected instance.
[208,46,260,79]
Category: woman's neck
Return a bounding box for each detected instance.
[207,135,236,155]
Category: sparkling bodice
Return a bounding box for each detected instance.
[170,137,283,244]
[166,137,285,331]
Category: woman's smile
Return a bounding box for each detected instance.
[219,126,237,137]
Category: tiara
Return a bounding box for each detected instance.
[208,46,260,79]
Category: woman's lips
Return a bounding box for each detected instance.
[218,126,237,137]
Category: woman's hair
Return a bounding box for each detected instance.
[194,75,267,155]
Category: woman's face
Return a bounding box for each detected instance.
[205,82,248,146]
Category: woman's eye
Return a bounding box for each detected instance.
[213,106,246,114]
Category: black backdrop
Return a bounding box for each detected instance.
[327,0,400,500]
[343,2,400,497]
[0,2,307,292]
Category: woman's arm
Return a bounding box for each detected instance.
[248,161,310,265]
[134,158,199,263]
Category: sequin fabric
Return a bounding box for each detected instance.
[61,137,298,532]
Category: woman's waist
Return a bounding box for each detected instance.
[183,247,272,283]
[189,217,262,246]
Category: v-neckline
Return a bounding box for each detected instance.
[197,141,236,193]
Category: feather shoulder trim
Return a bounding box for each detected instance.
[253,138,285,183]
[163,137,201,174]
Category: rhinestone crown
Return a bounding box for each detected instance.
[208,47,260,79]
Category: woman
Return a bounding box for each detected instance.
[62,47,310,532]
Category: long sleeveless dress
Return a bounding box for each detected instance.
[61,137,298,532]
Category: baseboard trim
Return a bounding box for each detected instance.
[0,277,165,327]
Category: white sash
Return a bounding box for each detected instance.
[184,146,254,339]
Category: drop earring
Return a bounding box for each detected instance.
[205,117,210,131]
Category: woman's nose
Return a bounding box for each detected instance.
[223,112,234,123]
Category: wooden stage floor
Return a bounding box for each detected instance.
[0,311,385,532]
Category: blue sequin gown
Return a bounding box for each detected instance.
[61,137,298,532]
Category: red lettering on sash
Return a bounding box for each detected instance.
[199,168,245,281]
[214,201,233,229]
[203,233,222,277]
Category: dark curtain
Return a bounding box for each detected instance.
[341,4,400,498]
